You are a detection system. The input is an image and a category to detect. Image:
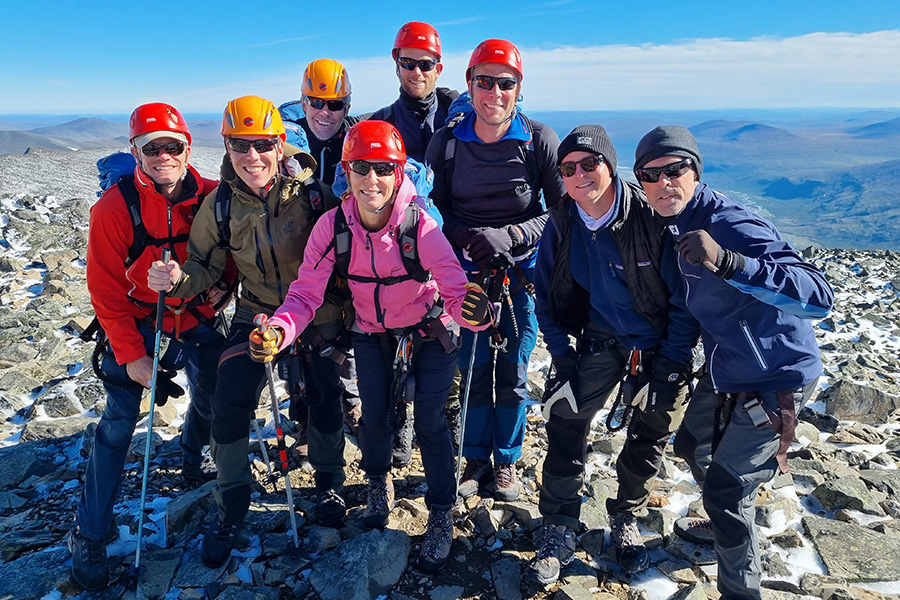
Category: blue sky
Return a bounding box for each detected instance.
[2,0,899,114]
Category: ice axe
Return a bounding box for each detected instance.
[254,314,300,548]
[134,247,170,573]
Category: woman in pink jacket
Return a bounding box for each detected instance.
[250,120,489,573]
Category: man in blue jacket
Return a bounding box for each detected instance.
[633,125,834,600]
[531,125,699,583]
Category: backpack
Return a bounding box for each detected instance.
[97,151,137,196]
[112,175,192,267]
[327,202,430,286]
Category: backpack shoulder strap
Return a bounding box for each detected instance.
[397,202,430,283]
[331,206,352,279]
[214,184,233,249]
[118,175,148,267]
[301,176,326,215]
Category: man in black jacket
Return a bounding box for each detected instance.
[370,21,459,163]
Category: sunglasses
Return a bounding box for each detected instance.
[473,74,519,91]
[141,141,186,157]
[634,158,694,183]
[348,160,396,177]
[559,155,604,178]
[307,97,347,112]
[397,57,439,72]
[227,137,278,154]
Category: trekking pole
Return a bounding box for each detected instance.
[454,331,479,495]
[254,314,300,548]
[134,247,170,573]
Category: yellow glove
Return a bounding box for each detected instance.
[461,283,491,327]
[249,325,284,363]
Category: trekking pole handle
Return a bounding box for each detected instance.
[254,313,268,332]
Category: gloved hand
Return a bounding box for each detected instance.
[154,370,185,406]
[467,227,514,267]
[643,353,689,413]
[543,347,579,408]
[676,230,741,279]
[461,283,491,326]
[249,325,285,363]
[549,347,579,387]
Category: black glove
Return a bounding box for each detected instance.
[543,347,579,403]
[676,230,743,279]
[155,370,185,407]
[467,227,515,267]
[644,354,689,413]
[461,283,491,326]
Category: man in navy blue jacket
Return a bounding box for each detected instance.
[370,21,459,163]
[532,125,699,583]
[633,125,834,600]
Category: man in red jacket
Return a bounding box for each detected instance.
[69,103,223,592]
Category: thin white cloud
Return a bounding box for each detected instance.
[249,36,318,48]
[434,16,485,26]
[8,31,900,113]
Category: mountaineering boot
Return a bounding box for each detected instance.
[201,518,240,568]
[493,461,522,501]
[609,512,649,573]
[529,524,576,585]
[316,489,347,528]
[457,458,492,498]
[362,474,395,529]
[674,517,714,545]
[416,508,454,573]
[68,528,109,592]
[391,404,414,468]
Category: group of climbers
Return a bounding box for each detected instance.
[72,21,833,600]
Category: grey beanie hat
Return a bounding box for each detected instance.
[557,124,617,174]
[634,125,703,177]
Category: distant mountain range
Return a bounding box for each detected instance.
[1,108,899,250]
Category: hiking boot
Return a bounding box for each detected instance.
[317,489,347,528]
[362,474,395,529]
[391,404,414,468]
[201,519,240,568]
[609,512,649,573]
[416,508,454,574]
[445,401,462,451]
[458,458,492,498]
[182,461,216,484]
[68,528,108,592]
[493,461,522,501]
[529,524,576,585]
[342,398,361,437]
[674,517,714,545]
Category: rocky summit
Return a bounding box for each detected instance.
[1,148,900,600]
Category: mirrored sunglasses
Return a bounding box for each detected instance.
[348,160,396,177]
[473,74,519,91]
[307,97,347,111]
[559,155,604,178]
[634,158,694,183]
[397,57,438,72]
[141,141,186,157]
[227,137,278,154]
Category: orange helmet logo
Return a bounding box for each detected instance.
[243,117,254,127]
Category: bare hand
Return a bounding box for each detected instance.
[148,260,181,292]
[125,355,155,388]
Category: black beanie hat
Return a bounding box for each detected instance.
[634,125,703,178]
[557,124,617,174]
